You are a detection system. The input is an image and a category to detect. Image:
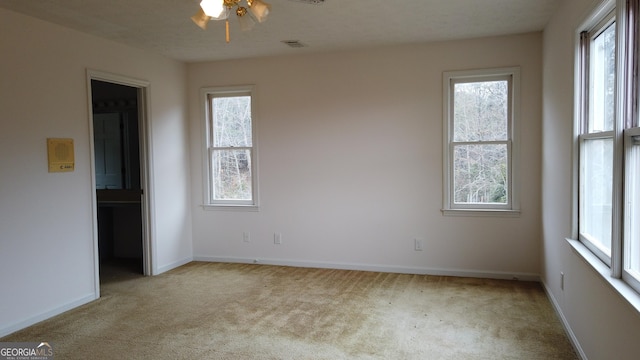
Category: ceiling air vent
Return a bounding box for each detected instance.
[282,40,307,48]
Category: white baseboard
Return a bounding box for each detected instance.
[155,256,193,275]
[0,293,97,338]
[541,280,587,360]
[192,256,540,281]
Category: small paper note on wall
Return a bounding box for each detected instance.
[47,138,75,172]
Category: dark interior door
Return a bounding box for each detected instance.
[91,80,143,277]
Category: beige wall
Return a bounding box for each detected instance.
[0,8,192,336]
[188,33,543,277]
[542,0,640,358]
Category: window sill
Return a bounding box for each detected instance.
[441,209,521,217]
[202,204,259,212]
[566,238,640,314]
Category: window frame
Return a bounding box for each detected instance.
[442,67,521,216]
[572,0,640,299]
[201,85,259,211]
[623,127,640,291]
[577,8,617,266]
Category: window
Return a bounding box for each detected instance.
[578,10,616,264]
[575,0,640,295]
[202,86,258,209]
[442,67,520,215]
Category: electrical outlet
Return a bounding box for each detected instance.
[243,231,250,243]
[274,233,282,245]
[414,238,423,251]
[560,272,564,290]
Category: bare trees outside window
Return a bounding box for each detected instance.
[212,96,252,201]
[453,80,509,204]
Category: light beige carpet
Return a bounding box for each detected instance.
[2,262,577,359]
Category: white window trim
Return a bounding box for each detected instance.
[622,128,640,291]
[571,0,640,305]
[567,238,640,314]
[442,67,521,216]
[200,85,259,211]
[575,2,617,268]
[572,0,617,246]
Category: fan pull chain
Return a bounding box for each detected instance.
[225,20,230,43]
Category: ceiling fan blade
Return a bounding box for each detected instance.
[191,8,211,30]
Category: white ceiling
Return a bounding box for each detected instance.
[0,0,561,63]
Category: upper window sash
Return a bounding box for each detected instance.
[579,12,617,136]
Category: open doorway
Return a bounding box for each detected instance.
[88,71,152,290]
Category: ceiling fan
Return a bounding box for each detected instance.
[191,0,325,43]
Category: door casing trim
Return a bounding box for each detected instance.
[86,69,155,297]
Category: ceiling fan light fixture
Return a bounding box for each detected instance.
[248,0,271,23]
[191,8,211,30]
[237,7,256,31]
[200,0,228,19]
[192,0,272,42]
